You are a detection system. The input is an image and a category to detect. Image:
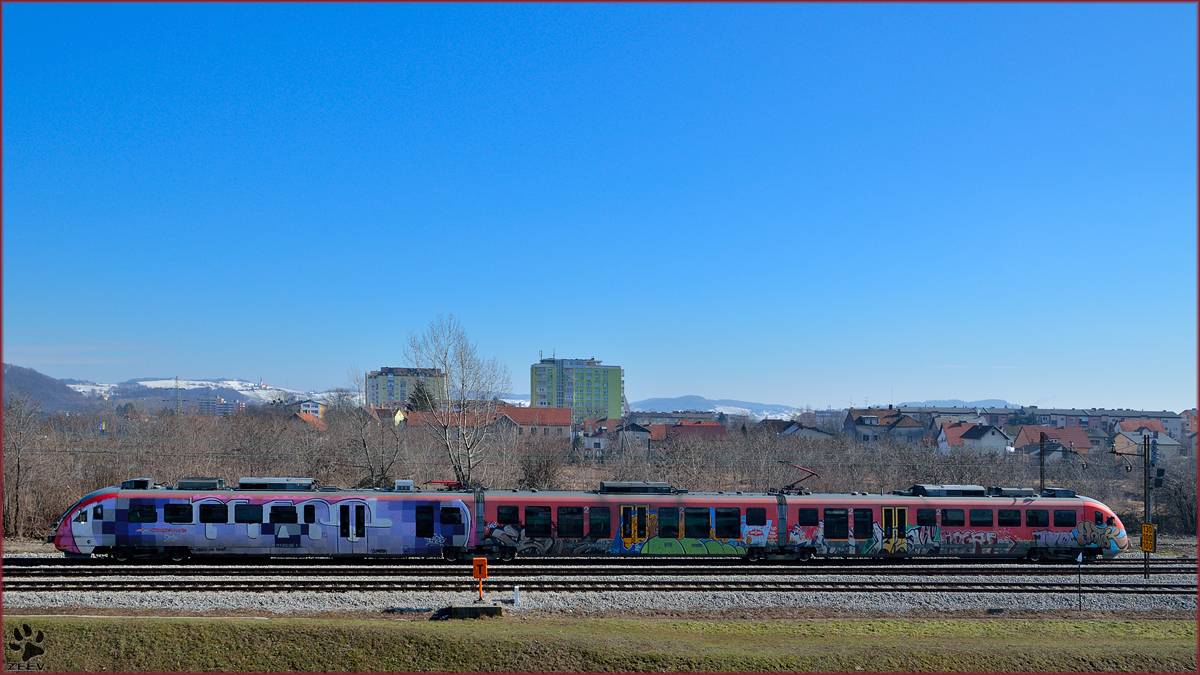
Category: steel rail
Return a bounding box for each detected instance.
[5,563,1195,579]
[3,578,1194,595]
[6,555,1194,568]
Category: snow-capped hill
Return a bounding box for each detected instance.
[131,378,314,404]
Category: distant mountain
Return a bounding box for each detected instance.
[898,399,1017,408]
[630,395,801,420]
[3,364,91,412]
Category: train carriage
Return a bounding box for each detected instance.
[52,478,1130,563]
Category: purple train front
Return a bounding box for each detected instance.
[52,477,473,561]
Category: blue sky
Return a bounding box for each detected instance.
[4,4,1196,411]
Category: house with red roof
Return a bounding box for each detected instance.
[1011,425,1091,461]
[843,406,925,445]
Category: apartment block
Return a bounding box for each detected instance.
[531,357,624,423]
[365,367,446,408]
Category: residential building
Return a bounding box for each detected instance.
[978,408,1025,427]
[843,406,925,445]
[611,423,651,453]
[531,358,624,422]
[758,419,794,435]
[779,423,835,440]
[1011,425,1092,456]
[290,412,326,432]
[958,425,1012,453]
[1023,407,1099,430]
[1112,429,1183,458]
[198,392,244,418]
[668,420,728,441]
[296,399,326,420]
[365,367,446,408]
[1180,409,1198,436]
[936,422,976,452]
[1088,409,1182,438]
[496,406,573,441]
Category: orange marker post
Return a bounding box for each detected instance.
[473,557,488,601]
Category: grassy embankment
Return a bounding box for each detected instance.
[1,616,1195,672]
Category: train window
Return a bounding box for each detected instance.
[234,504,263,524]
[1026,509,1049,527]
[356,505,365,538]
[658,507,679,539]
[416,505,434,538]
[440,507,463,525]
[558,507,584,538]
[796,508,819,527]
[164,504,194,524]
[128,504,158,523]
[621,506,633,538]
[853,509,872,539]
[969,509,993,527]
[270,505,298,524]
[199,504,228,524]
[823,509,848,539]
[998,509,1021,527]
[92,505,104,520]
[1053,510,1077,528]
[636,506,648,539]
[589,507,611,538]
[1094,510,1104,525]
[497,505,520,525]
[304,505,315,525]
[715,508,741,538]
[746,508,767,527]
[916,509,936,527]
[74,510,87,523]
[526,506,552,537]
[942,509,964,527]
[684,507,710,538]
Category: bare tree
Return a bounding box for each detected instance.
[404,314,511,486]
[3,392,41,537]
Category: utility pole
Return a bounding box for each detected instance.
[1111,434,1153,579]
[1039,432,1046,493]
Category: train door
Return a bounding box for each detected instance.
[620,504,649,550]
[881,506,908,555]
[336,500,369,555]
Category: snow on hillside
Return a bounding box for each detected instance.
[66,383,119,397]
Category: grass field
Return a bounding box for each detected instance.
[2,615,1195,672]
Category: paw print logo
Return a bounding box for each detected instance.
[8,624,45,662]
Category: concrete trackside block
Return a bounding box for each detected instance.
[431,604,504,620]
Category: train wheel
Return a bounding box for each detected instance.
[746,548,765,562]
[1027,548,1046,563]
[442,548,460,562]
[111,547,133,563]
[169,547,189,563]
[795,548,813,562]
[499,547,516,562]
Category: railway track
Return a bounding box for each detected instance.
[4,577,1194,595]
[3,560,1195,579]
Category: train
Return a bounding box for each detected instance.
[51,477,1131,563]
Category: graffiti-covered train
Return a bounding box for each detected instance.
[52,478,1130,563]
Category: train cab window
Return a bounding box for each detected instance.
[270,505,298,524]
[304,504,316,524]
[92,505,104,520]
[589,507,611,538]
[797,508,819,527]
[684,507,710,538]
[525,506,552,537]
[164,504,194,524]
[658,507,679,539]
[416,505,435,538]
[916,509,936,527]
[746,508,767,527]
[998,509,1021,527]
[234,504,263,524]
[440,507,463,525]
[942,509,964,527]
[1053,510,1077,528]
[853,509,872,539]
[1094,510,1104,525]
[823,509,848,539]
[1026,509,1049,527]
[557,507,584,538]
[969,509,993,527]
[497,505,520,525]
[715,508,741,538]
[128,504,158,523]
[199,504,228,524]
[74,510,87,523]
